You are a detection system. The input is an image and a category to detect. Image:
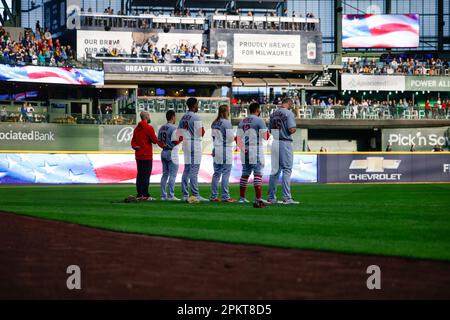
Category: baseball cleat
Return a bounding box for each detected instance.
[282,199,300,205]
[267,198,278,204]
[238,198,250,203]
[160,197,167,201]
[256,198,270,205]
[167,196,181,201]
[223,198,237,203]
[139,196,156,201]
[210,198,220,202]
[196,196,210,202]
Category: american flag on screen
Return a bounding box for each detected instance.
[342,14,420,48]
[0,64,104,85]
[0,153,317,184]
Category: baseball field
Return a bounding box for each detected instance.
[1,183,450,299]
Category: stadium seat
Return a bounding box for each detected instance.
[403,110,412,119]
[382,110,393,119]
[418,110,426,119]
[210,104,219,113]
[342,109,352,119]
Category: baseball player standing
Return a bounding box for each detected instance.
[158,110,183,201]
[237,102,270,204]
[178,97,209,202]
[210,105,237,202]
[267,97,299,204]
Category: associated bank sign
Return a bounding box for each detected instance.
[341,74,405,91]
[0,129,55,141]
[349,157,402,181]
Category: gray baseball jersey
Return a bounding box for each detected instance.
[212,118,234,164]
[178,111,203,140]
[158,123,178,150]
[211,118,233,147]
[269,108,296,141]
[238,115,267,163]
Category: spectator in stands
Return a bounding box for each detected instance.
[432,144,444,152]
[410,144,416,152]
[0,106,7,122]
[20,103,27,122]
[385,144,392,152]
[26,104,34,123]
[196,9,204,17]
[131,47,138,58]
[425,99,431,118]
[164,49,172,63]
[97,106,103,124]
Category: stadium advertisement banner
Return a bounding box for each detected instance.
[76,30,203,60]
[405,76,450,92]
[0,123,99,151]
[103,63,233,76]
[0,64,104,86]
[382,127,450,151]
[318,154,450,183]
[342,14,420,48]
[0,153,317,184]
[233,34,301,65]
[341,74,405,91]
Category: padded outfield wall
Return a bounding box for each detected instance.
[0,151,449,184]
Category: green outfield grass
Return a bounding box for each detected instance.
[1,184,450,261]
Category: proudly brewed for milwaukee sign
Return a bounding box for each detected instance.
[103,63,233,76]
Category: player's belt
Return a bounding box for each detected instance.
[277,138,293,142]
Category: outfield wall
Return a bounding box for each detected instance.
[0,152,449,185]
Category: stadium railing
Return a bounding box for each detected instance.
[0,111,136,125]
[138,97,230,114]
[79,13,206,30]
[77,13,320,32]
[209,15,320,31]
[231,104,450,120]
[90,52,227,65]
[342,63,450,76]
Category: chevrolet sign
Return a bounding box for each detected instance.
[349,157,402,181]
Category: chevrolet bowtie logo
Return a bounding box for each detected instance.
[349,157,401,173]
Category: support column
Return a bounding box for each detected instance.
[334,0,343,65]
[301,88,306,106]
[438,0,444,51]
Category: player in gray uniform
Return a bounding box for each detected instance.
[237,102,270,203]
[158,110,183,201]
[267,97,299,204]
[178,97,208,202]
[210,105,236,202]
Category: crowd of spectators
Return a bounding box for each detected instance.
[343,56,450,76]
[0,26,75,67]
[232,94,450,120]
[99,42,226,64]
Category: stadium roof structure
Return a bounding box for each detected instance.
[130,0,285,10]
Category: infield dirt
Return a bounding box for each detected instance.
[1,212,449,299]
